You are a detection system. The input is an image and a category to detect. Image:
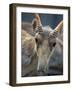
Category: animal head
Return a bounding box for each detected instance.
[32,14,63,72]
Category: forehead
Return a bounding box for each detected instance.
[35,25,54,37]
[38,30,50,39]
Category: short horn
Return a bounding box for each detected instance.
[33,13,42,26]
[55,20,63,32]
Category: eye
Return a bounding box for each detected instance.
[53,42,56,47]
[35,32,42,44]
[35,38,38,43]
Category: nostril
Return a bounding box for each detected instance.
[53,42,56,47]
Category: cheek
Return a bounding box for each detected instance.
[49,39,56,50]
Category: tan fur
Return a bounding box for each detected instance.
[21,30,37,54]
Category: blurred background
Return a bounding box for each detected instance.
[22,13,63,29]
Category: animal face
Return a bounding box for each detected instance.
[32,14,63,73]
[22,13,63,75]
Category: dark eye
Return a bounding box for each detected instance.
[35,38,38,43]
[53,42,56,47]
